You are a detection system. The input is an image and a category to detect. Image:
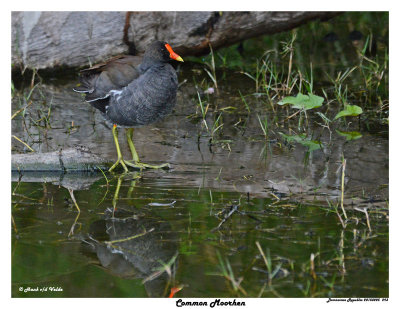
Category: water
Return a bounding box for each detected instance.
[11,32,388,297]
[12,173,388,297]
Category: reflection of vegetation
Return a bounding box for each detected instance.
[255,241,283,286]
[210,251,247,296]
[280,133,322,152]
[12,173,388,297]
[336,130,362,141]
[257,115,269,140]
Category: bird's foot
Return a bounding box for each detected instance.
[109,156,129,173]
[124,160,170,170]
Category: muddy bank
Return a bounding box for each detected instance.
[11,76,388,208]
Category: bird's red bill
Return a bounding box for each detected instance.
[165,44,184,62]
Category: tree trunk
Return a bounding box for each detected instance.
[12,11,340,70]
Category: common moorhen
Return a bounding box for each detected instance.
[74,41,183,172]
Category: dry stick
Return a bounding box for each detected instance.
[11,215,18,234]
[12,174,22,196]
[283,109,301,122]
[12,135,34,152]
[212,204,239,231]
[269,192,281,201]
[354,207,372,232]
[105,227,155,245]
[255,241,270,272]
[310,253,317,280]
[339,230,346,274]
[68,189,81,237]
[30,69,36,89]
[255,242,283,292]
[257,283,267,298]
[286,47,293,93]
[341,159,348,220]
[11,101,32,120]
[335,207,346,229]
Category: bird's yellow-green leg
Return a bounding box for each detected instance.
[109,124,129,173]
[126,128,140,162]
[124,128,170,170]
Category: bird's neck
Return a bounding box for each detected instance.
[139,59,165,73]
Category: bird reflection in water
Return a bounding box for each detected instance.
[79,171,181,297]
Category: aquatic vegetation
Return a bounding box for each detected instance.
[280,31,297,94]
[203,44,218,94]
[279,133,323,152]
[333,104,363,120]
[257,115,269,140]
[336,130,363,141]
[210,251,247,296]
[278,93,324,110]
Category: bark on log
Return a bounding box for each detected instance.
[12,11,340,70]
[12,146,111,172]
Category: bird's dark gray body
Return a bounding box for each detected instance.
[74,41,180,128]
[104,63,178,127]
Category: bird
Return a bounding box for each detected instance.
[73,41,184,172]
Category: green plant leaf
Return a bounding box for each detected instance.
[336,130,363,141]
[280,133,322,152]
[278,93,324,110]
[333,105,363,120]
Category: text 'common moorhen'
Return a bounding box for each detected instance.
[74,41,183,172]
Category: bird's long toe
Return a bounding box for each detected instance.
[124,160,170,170]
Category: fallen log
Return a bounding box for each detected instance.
[11,146,111,173]
[12,11,340,70]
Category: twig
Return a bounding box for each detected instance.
[354,207,372,232]
[257,283,267,298]
[340,158,348,219]
[11,101,32,120]
[105,227,155,245]
[142,252,178,284]
[211,204,239,231]
[335,207,346,228]
[310,253,317,280]
[283,109,301,122]
[12,135,34,152]
[11,215,18,234]
[68,189,81,237]
[255,241,269,270]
